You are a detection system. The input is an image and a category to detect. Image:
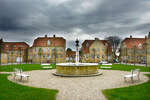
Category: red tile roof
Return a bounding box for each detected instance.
[32,36,66,47]
[122,38,146,49]
[82,39,112,54]
[2,42,29,52]
[82,40,94,54]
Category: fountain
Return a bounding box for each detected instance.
[53,39,101,77]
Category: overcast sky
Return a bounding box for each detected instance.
[0,0,150,50]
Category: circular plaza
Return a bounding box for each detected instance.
[8,69,149,100]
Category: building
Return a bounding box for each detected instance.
[120,35,147,64]
[28,35,66,63]
[81,38,112,63]
[0,38,29,64]
[66,49,76,62]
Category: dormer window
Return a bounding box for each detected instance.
[138,43,142,48]
[47,40,51,46]
[86,43,89,47]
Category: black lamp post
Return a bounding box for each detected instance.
[75,39,80,63]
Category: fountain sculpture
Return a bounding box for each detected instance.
[53,39,101,77]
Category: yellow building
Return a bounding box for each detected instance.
[0,38,29,64]
[28,35,66,63]
[81,38,112,63]
[120,35,148,64]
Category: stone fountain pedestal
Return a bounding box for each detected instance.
[53,63,102,77]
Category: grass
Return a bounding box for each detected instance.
[102,74,150,100]
[0,74,58,100]
[0,64,56,72]
[99,64,150,72]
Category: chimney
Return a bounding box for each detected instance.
[148,32,150,38]
[53,35,56,38]
[45,35,47,38]
[130,35,132,38]
[95,38,99,41]
[145,35,147,39]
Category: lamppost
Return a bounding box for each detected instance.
[144,43,147,67]
[75,38,79,64]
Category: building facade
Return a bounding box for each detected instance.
[81,38,112,63]
[120,34,150,64]
[28,35,66,63]
[0,39,29,64]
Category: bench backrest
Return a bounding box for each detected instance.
[131,69,140,76]
[13,68,22,75]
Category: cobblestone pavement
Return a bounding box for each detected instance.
[8,70,149,100]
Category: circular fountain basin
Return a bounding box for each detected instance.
[53,63,102,77]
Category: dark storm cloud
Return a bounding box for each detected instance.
[0,0,150,49]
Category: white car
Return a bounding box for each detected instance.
[99,61,108,64]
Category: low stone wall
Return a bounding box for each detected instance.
[56,65,98,75]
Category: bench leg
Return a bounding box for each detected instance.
[20,76,23,81]
[131,77,134,83]
[124,77,126,82]
[138,76,140,80]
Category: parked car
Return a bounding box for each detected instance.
[99,61,108,64]
[141,61,146,64]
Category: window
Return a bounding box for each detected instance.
[56,54,58,58]
[60,48,63,52]
[92,55,95,59]
[43,48,45,53]
[47,40,51,46]
[138,43,142,49]
[102,55,104,59]
[102,48,104,52]
[97,54,100,58]
[18,45,23,47]
[85,54,88,59]
[148,47,150,53]
[86,43,89,47]
[97,48,100,52]
[47,48,49,52]
[60,54,63,58]
[5,45,8,47]
[47,54,49,59]
[43,55,45,58]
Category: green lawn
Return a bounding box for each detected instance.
[102,74,150,100]
[0,64,56,72]
[99,64,150,72]
[0,74,58,100]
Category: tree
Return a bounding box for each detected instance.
[105,36,121,62]
[66,48,72,62]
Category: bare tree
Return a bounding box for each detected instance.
[66,48,72,62]
[105,36,121,62]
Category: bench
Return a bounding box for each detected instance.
[101,63,112,69]
[13,68,30,81]
[41,63,53,69]
[124,69,140,83]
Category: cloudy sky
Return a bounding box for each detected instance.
[0,0,150,49]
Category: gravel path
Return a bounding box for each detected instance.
[8,70,149,100]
